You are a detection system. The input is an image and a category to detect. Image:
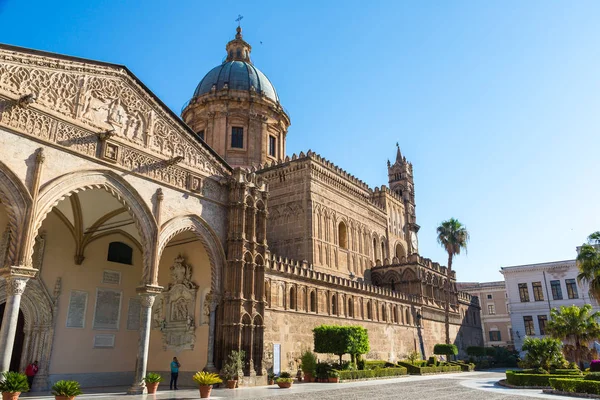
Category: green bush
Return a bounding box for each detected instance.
[313,325,370,363]
[433,344,458,357]
[467,346,485,357]
[337,367,407,380]
[315,362,331,379]
[585,372,600,381]
[428,356,438,366]
[450,362,475,371]
[506,371,584,387]
[364,361,394,370]
[0,372,29,393]
[51,380,83,397]
[300,350,317,375]
[144,372,163,383]
[550,378,600,395]
[357,359,366,370]
[398,361,461,375]
[279,372,291,379]
[551,369,582,376]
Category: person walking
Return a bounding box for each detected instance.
[169,357,181,390]
[25,361,38,390]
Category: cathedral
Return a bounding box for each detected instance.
[0,27,482,393]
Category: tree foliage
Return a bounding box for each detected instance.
[521,337,566,371]
[313,325,370,363]
[546,304,600,367]
[433,344,458,357]
[436,218,469,344]
[577,232,600,300]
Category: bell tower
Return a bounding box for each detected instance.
[182,27,291,169]
[388,143,420,253]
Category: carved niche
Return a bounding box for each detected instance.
[156,255,198,352]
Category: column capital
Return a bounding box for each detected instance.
[1,265,38,280]
[136,285,163,308]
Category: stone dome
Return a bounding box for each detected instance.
[193,61,279,103]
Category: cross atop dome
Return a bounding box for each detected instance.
[226,23,252,63]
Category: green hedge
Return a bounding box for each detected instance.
[364,361,395,370]
[506,371,584,387]
[550,378,600,395]
[398,361,461,375]
[338,367,407,380]
[450,362,475,372]
[551,369,582,376]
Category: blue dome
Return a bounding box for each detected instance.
[193,61,279,103]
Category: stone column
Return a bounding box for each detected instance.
[0,274,29,372]
[128,286,161,395]
[205,296,219,371]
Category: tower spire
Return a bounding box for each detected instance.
[395,142,402,163]
[225,18,252,63]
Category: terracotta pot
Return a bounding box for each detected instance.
[146,382,159,394]
[268,379,274,385]
[304,373,313,382]
[277,381,292,389]
[328,377,340,383]
[2,393,20,400]
[54,397,75,400]
[199,385,212,398]
[226,380,236,389]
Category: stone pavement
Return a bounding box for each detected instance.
[20,371,576,399]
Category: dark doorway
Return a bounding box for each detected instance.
[0,303,25,372]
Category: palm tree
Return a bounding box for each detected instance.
[577,231,600,300]
[436,218,469,345]
[546,304,600,369]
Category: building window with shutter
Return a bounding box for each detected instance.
[518,283,530,302]
[487,304,495,315]
[524,316,535,336]
[566,279,579,299]
[532,281,544,301]
[489,330,501,342]
[231,126,244,148]
[269,135,277,157]
[550,280,563,300]
[538,315,548,335]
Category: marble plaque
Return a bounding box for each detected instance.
[93,334,115,348]
[102,270,121,285]
[273,343,281,375]
[66,290,88,328]
[93,288,122,330]
[126,297,141,331]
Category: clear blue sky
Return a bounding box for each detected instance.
[1,1,598,283]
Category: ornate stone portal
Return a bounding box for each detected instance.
[153,255,198,352]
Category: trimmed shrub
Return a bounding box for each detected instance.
[433,344,458,358]
[300,350,317,375]
[337,367,407,380]
[506,371,584,387]
[364,360,388,370]
[551,369,582,376]
[450,362,475,372]
[398,361,461,375]
[313,325,370,363]
[467,346,485,357]
[550,378,600,395]
[585,372,600,381]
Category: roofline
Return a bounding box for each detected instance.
[500,259,576,271]
[0,43,232,172]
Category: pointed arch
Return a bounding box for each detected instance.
[158,214,226,293]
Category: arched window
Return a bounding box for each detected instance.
[366,300,372,320]
[289,286,297,310]
[107,242,133,265]
[395,243,406,259]
[405,309,411,325]
[310,291,316,312]
[338,222,348,249]
[331,294,337,315]
[381,242,386,260]
[381,304,387,322]
[347,298,353,318]
[373,238,378,260]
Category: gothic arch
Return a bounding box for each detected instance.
[0,160,33,267]
[33,170,156,280]
[158,214,226,294]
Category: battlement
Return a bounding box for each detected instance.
[266,253,421,303]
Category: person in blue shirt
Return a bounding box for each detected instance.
[170,357,181,390]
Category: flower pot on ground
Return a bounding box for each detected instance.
[328,371,340,383]
[143,372,162,394]
[300,350,317,384]
[193,371,222,399]
[303,373,313,382]
[268,372,275,385]
[51,380,82,400]
[276,378,293,389]
[226,380,236,389]
[0,372,30,400]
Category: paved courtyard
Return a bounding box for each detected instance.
[21,371,575,400]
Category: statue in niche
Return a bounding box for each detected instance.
[161,255,198,352]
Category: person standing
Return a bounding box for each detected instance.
[170,357,181,390]
[25,361,38,390]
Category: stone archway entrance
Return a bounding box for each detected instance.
[0,303,25,372]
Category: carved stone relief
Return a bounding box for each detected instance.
[159,255,198,351]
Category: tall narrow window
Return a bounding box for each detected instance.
[551,280,563,300]
[338,222,348,249]
[489,330,501,341]
[107,242,133,265]
[269,135,277,157]
[197,129,205,141]
[231,126,244,148]
[532,281,544,301]
[524,316,535,336]
[566,279,579,299]
[310,291,316,312]
[488,304,496,315]
[518,283,530,302]
[538,315,548,335]
[331,294,337,315]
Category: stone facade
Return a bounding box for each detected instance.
[0,28,482,393]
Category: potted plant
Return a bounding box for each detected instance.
[221,350,245,389]
[51,380,82,400]
[276,376,293,389]
[328,370,340,383]
[221,363,237,389]
[143,373,162,394]
[267,372,275,385]
[0,372,29,400]
[300,350,317,382]
[193,371,222,399]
